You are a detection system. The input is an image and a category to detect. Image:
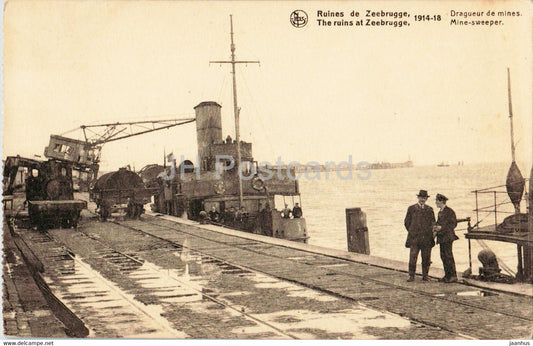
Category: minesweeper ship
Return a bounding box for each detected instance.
[138,15,308,242]
[143,99,308,242]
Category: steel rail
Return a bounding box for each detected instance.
[103,218,492,339]
[137,218,533,322]
[67,213,298,339]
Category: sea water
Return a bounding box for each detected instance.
[296,162,527,275]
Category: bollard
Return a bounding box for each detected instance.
[346,208,370,254]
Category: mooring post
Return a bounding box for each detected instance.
[346,208,370,254]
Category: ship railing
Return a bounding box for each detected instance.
[471,178,530,231]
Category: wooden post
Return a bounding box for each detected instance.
[523,246,532,281]
[527,165,533,281]
[517,244,524,280]
[346,208,370,254]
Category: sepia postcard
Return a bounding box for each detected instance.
[1,0,532,343]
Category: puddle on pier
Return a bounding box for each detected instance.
[321,263,350,268]
[45,233,440,339]
[129,262,205,304]
[127,257,288,338]
[235,308,413,339]
[435,290,499,297]
[45,258,188,338]
[118,238,424,339]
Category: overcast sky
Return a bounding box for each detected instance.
[3,1,532,172]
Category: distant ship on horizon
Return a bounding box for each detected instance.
[369,160,414,170]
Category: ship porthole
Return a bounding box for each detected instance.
[214,181,225,195]
[251,176,265,191]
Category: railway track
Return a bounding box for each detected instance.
[13,209,532,339]
[37,213,460,339]
[19,231,187,338]
[52,228,300,339]
[132,217,533,320]
[105,217,475,337]
[108,215,532,339]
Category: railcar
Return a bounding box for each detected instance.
[89,168,155,220]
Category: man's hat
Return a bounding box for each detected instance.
[417,190,429,198]
[436,193,448,202]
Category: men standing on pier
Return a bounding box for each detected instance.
[404,190,436,282]
[434,193,459,283]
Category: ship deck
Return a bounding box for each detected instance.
[466,225,533,246]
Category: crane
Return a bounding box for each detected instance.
[43,118,196,190]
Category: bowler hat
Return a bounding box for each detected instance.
[417,190,429,198]
[436,193,448,202]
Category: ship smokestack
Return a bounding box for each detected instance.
[194,101,222,171]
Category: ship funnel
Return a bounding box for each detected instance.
[195,101,222,171]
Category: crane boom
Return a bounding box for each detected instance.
[80,118,195,146]
[44,117,196,191]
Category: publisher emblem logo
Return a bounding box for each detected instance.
[290,10,308,28]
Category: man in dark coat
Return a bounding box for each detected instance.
[292,203,303,218]
[434,193,459,283]
[208,206,220,222]
[404,190,436,282]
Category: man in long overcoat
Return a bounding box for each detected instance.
[404,190,435,282]
[434,193,459,283]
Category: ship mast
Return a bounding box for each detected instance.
[505,67,525,214]
[210,15,260,207]
[507,67,516,162]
